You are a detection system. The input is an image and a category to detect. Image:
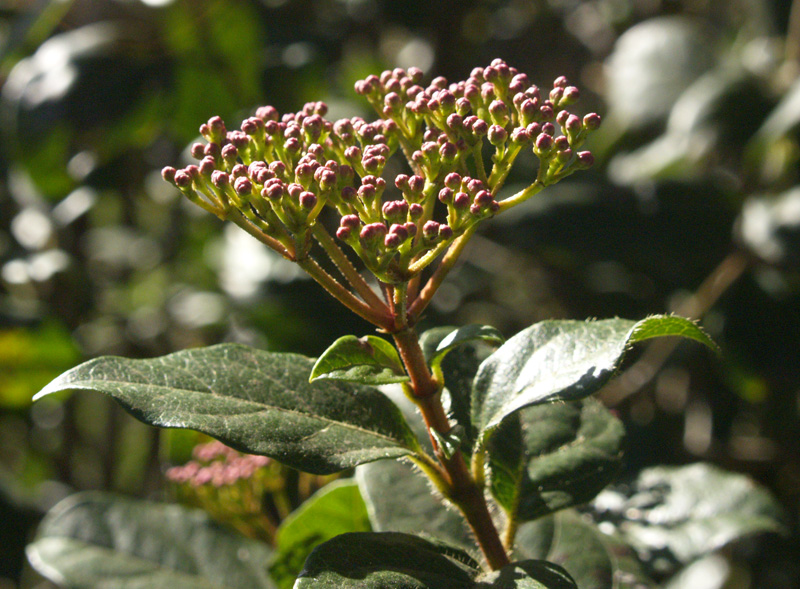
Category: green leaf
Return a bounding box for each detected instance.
[429,325,504,371]
[515,399,625,521]
[356,459,475,554]
[485,414,524,515]
[26,491,275,589]
[419,326,494,446]
[515,510,655,589]
[590,463,787,575]
[477,560,577,588]
[310,335,409,385]
[294,532,478,588]
[270,480,370,589]
[35,344,419,474]
[472,316,716,443]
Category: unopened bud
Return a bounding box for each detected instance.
[488,124,508,146]
[162,167,177,183]
[234,177,253,195]
[576,151,594,168]
[583,113,602,131]
[444,173,462,190]
[299,191,317,209]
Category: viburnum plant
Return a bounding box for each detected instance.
[29,60,781,589]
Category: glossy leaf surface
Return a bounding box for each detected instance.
[294,532,477,588]
[309,335,409,385]
[591,463,787,573]
[515,510,654,589]
[35,344,419,474]
[26,491,275,589]
[356,458,474,554]
[472,316,716,442]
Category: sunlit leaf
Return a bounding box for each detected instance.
[35,344,419,474]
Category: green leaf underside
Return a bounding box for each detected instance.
[473,316,716,442]
[591,463,787,571]
[270,480,371,588]
[309,335,409,385]
[35,344,418,474]
[356,459,475,554]
[26,491,275,589]
[295,532,478,588]
[515,510,655,589]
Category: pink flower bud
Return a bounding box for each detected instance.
[583,113,602,130]
[234,177,253,195]
[256,105,279,122]
[535,133,554,153]
[576,151,594,168]
[191,143,205,159]
[444,173,462,190]
[438,187,454,204]
[423,220,440,239]
[173,170,191,188]
[299,191,317,209]
[488,124,508,146]
[199,157,216,176]
[340,214,361,229]
[408,175,425,193]
[161,167,177,183]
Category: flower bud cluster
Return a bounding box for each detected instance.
[166,440,272,488]
[163,59,599,282]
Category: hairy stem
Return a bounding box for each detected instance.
[391,321,510,571]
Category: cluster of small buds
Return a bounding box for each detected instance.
[165,440,272,488]
[163,59,599,283]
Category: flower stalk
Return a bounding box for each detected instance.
[162,58,600,571]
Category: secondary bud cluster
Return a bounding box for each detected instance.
[163,59,599,282]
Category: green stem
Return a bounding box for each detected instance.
[408,225,477,322]
[496,180,545,213]
[297,256,393,330]
[227,210,294,259]
[311,224,388,311]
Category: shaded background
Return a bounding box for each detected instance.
[1,0,800,586]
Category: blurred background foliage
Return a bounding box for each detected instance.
[1,0,800,586]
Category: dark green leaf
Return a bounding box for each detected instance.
[35,344,419,474]
[429,325,504,371]
[419,326,493,446]
[270,480,371,589]
[516,399,625,521]
[430,425,467,460]
[477,560,577,588]
[590,463,787,575]
[356,459,475,554]
[295,532,478,588]
[472,316,716,443]
[26,491,275,589]
[485,414,524,515]
[515,510,655,589]
[310,335,409,385]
